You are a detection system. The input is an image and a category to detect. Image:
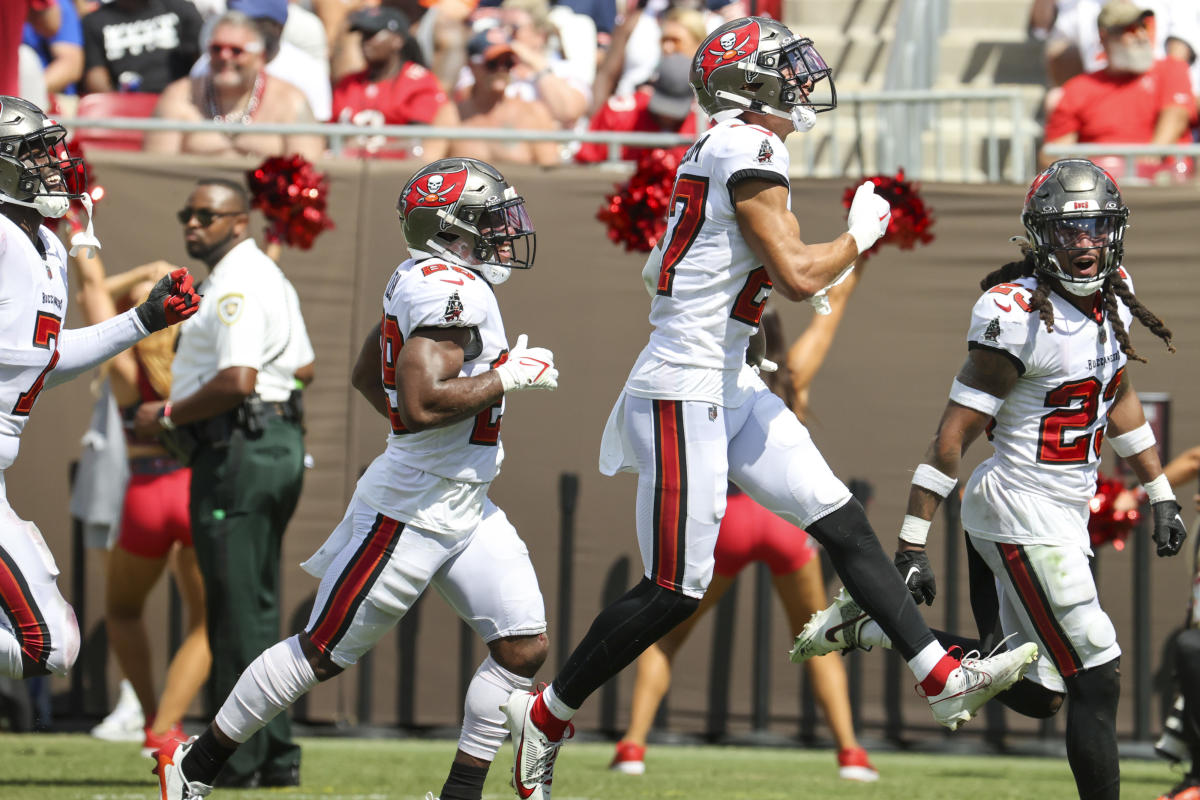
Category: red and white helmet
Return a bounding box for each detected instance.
[690,17,835,131]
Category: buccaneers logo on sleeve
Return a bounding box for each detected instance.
[696,20,759,89]
[402,166,468,217]
[443,290,464,323]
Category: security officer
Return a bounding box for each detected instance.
[134,176,314,787]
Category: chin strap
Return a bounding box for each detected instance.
[712,91,816,132]
[69,192,101,258]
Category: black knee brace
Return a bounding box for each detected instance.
[553,578,699,709]
[997,678,1064,719]
[1064,658,1121,800]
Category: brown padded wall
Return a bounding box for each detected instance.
[25,152,1200,739]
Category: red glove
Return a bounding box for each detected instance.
[135,268,201,331]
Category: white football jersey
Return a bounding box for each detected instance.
[630,118,789,394]
[966,272,1134,510]
[366,256,508,484]
[0,215,70,471]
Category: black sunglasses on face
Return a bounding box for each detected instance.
[177,207,238,226]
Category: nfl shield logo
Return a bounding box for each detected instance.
[708,404,718,421]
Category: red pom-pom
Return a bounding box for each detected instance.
[246,155,334,250]
[841,169,935,262]
[1088,473,1141,551]
[597,149,683,253]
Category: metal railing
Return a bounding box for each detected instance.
[58,85,1036,183]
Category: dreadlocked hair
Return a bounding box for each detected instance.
[980,250,1055,334]
[1102,272,1174,364]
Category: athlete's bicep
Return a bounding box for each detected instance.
[733,180,802,291]
[956,347,1021,401]
[395,326,470,405]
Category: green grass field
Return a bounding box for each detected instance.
[0,735,1185,800]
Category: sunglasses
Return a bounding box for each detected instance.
[209,42,254,59]
[485,56,517,72]
[177,207,239,226]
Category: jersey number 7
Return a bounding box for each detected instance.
[12,311,61,417]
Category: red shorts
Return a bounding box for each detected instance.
[713,490,816,578]
[116,459,192,559]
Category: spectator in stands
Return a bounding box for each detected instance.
[22,0,83,97]
[190,0,333,122]
[499,0,590,127]
[145,10,324,160]
[1039,0,1196,180]
[331,6,457,159]
[591,2,705,114]
[418,0,476,93]
[82,0,203,93]
[451,27,559,165]
[576,52,697,163]
[3,0,61,98]
[1041,0,1199,89]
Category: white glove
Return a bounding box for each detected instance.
[495,334,558,392]
[846,181,891,255]
[641,250,661,297]
[752,357,778,375]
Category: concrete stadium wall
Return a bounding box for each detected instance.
[28,152,1200,742]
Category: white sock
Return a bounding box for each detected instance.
[214,636,318,744]
[906,641,949,683]
[0,627,22,678]
[542,682,577,722]
[859,620,892,650]
[458,655,533,760]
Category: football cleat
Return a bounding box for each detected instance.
[609,740,646,775]
[1157,775,1200,800]
[836,746,878,782]
[91,679,145,742]
[920,642,1039,731]
[153,739,212,800]
[502,690,569,800]
[142,722,187,759]
[789,587,870,662]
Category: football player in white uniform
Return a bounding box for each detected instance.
[154,158,557,800]
[503,18,1038,800]
[0,95,199,682]
[798,159,1185,800]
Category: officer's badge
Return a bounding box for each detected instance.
[443,291,463,323]
[708,404,718,422]
[983,317,1001,343]
[217,293,244,325]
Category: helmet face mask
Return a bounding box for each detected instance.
[398,158,536,284]
[691,18,835,124]
[0,96,85,219]
[1022,159,1128,297]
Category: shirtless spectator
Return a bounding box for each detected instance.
[81,0,203,93]
[1040,0,1196,181]
[451,27,558,166]
[189,0,333,122]
[332,6,457,160]
[144,10,324,160]
[575,52,697,163]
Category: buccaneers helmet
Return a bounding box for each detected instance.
[1022,159,1129,296]
[690,17,835,129]
[397,157,535,284]
[0,96,85,219]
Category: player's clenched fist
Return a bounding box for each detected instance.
[846,181,892,255]
[495,334,558,392]
[135,268,201,332]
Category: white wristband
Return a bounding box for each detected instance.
[912,463,957,498]
[1108,421,1156,458]
[1144,473,1175,505]
[899,514,932,546]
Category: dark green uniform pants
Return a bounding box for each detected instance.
[190,416,305,783]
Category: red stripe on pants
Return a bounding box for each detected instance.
[308,516,402,653]
[999,542,1080,676]
[0,557,44,664]
[654,401,683,589]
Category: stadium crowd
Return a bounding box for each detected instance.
[8,0,751,164]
